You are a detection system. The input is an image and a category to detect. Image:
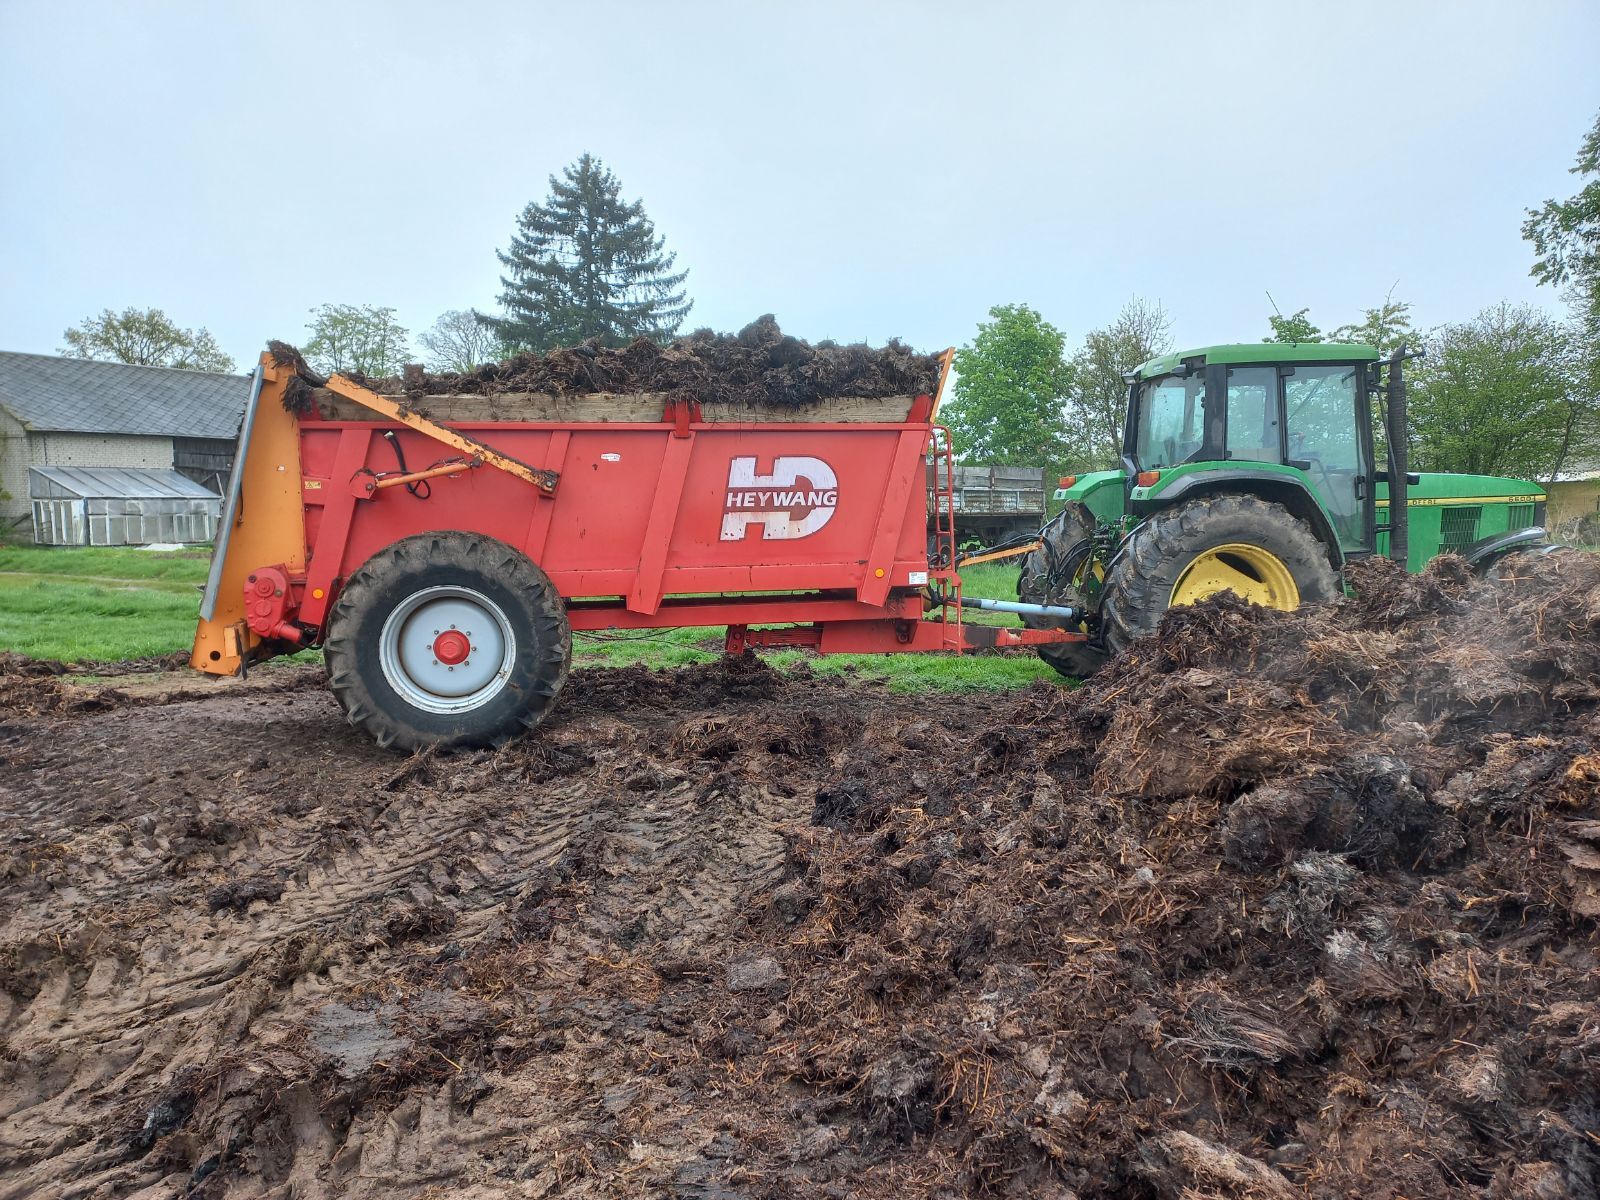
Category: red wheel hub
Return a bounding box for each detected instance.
[432,630,470,665]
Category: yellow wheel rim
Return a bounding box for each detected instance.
[1169,543,1300,610]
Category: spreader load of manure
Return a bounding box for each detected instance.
[271,315,944,418]
[2,552,1597,1198]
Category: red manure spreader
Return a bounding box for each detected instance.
[191,347,1080,749]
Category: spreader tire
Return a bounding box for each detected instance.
[1018,501,1109,679]
[1101,494,1339,660]
[325,532,571,752]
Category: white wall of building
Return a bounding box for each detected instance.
[0,407,29,524]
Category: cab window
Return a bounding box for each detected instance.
[1285,363,1365,548]
[1225,367,1281,463]
[1285,365,1361,472]
[1134,373,1205,468]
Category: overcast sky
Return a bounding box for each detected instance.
[2,1,1597,372]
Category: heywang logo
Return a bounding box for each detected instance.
[720,456,839,541]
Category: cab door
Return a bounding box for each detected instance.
[1281,363,1372,552]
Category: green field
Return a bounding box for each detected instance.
[0,543,1059,692]
[0,544,215,661]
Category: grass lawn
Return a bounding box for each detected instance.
[0,541,1060,692]
[0,543,213,661]
[0,543,214,584]
[564,561,1059,692]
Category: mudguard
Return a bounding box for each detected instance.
[1134,466,1346,569]
[1463,526,1557,571]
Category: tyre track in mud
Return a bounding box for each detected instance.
[9,556,1596,1200]
[0,662,851,1198]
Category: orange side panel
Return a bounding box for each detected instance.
[190,354,308,676]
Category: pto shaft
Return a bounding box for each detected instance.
[956,595,1083,621]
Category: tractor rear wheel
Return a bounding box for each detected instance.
[1100,493,1339,659]
[325,532,571,751]
[1018,501,1110,679]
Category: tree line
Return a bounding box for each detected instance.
[59,153,692,378]
[943,109,1600,488]
[56,111,1600,489]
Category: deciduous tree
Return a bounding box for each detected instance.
[302,304,411,377]
[942,304,1074,474]
[1264,307,1323,344]
[1332,294,1416,356]
[484,155,691,352]
[1067,298,1172,469]
[61,307,234,372]
[1523,109,1600,405]
[1524,110,1600,295]
[419,309,503,373]
[1409,303,1592,482]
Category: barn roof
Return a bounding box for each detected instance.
[0,351,248,438]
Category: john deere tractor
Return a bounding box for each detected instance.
[1017,343,1553,676]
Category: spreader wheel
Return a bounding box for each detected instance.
[325,532,570,751]
[1100,493,1339,660]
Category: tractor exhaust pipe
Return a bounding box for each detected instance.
[1386,346,1411,566]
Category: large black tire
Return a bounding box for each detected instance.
[1018,501,1110,679]
[1101,494,1339,659]
[325,532,571,751]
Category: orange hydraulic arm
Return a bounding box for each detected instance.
[321,375,558,495]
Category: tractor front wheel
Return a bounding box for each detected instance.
[1018,501,1110,679]
[325,532,571,751]
[1480,542,1566,581]
[1100,494,1339,659]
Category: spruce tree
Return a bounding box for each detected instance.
[484,155,691,352]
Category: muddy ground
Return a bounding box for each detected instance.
[273,315,941,410]
[2,556,1598,1199]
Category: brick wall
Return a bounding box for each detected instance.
[30,431,175,471]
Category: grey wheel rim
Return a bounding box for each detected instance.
[378,585,516,715]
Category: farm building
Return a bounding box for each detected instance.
[1548,458,1600,542]
[28,465,222,546]
[0,351,248,543]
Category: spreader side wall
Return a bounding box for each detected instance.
[300,419,933,620]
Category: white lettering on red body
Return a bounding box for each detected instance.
[720,456,839,540]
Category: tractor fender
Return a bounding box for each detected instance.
[1463,526,1556,571]
[1133,469,1345,570]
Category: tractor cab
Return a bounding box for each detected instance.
[1023,342,1552,678]
[1123,344,1378,555]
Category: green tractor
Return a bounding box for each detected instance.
[1017,343,1553,677]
